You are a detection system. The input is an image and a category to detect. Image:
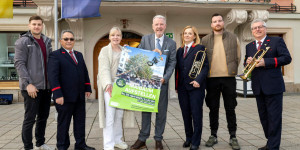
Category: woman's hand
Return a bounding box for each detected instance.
[105,84,113,97]
[190,81,200,88]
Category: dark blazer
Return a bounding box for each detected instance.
[48,48,92,102]
[175,44,209,91]
[245,36,291,95]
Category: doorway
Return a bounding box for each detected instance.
[93,32,142,98]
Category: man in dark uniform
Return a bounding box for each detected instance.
[48,30,95,150]
[245,19,292,150]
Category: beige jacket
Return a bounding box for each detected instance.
[97,43,135,128]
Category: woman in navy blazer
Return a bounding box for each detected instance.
[175,26,209,150]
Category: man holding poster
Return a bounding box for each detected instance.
[130,15,176,150]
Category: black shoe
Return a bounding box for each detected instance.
[130,139,147,150]
[75,145,96,150]
[190,145,199,150]
[258,145,268,150]
[183,141,191,148]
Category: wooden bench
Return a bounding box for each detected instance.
[0,82,19,90]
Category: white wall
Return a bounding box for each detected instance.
[268,13,300,84]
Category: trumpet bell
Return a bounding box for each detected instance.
[238,73,248,80]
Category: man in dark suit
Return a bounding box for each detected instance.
[245,19,292,150]
[130,15,176,150]
[48,30,95,150]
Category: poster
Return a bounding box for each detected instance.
[109,46,167,112]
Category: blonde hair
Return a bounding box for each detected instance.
[109,26,122,38]
[181,26,200,47]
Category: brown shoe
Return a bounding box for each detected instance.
[155,140,163,150]
[130,139,146,150]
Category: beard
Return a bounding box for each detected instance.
[212,26,224,32]
[31,30,42,36]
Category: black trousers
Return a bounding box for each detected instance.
[178,86,204,147]
[256,92,282,150]
[55,100,86,150]
[21,90,52,150]
[205,77,237,136]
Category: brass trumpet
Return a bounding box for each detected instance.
[189,49,206,79]
[239,47,270,80]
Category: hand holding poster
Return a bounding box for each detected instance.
[109,46,167,112]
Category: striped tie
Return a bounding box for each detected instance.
[183,46,188,58]
[257,41,262,50]
[69,51,78,64]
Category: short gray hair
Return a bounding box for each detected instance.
[251,19,267,29]
[153,15,166,24]
[60,30,74,38]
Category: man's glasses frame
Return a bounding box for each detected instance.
[251,25,266,31]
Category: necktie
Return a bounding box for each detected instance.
[69,51,78,64]
[257,41,262,50]
[156,38,161,50]
[183,46,188,58]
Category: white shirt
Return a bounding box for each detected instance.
[155,34,164,49]
[184,41,194,53]
[256,36,267,49]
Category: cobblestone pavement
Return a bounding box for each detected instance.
[1,94,300,150]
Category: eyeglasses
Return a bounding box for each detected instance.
[62,38,75,41]
[251,25,265,30]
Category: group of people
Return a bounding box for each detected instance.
[14,13,291,150]
[15,16,95,150]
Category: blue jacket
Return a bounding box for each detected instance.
[245,36,292,95]
[175,44,209,91]
[48,48,92,102]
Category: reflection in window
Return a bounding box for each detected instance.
[0,32,20,81]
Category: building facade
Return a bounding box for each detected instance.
[0,0,299,101]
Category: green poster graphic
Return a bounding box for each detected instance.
[109,46,167,112]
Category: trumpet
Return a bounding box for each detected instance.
[239,47,270,80]
[189,49,206,79]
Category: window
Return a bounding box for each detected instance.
[0,32,21,81]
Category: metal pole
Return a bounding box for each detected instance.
[54,0,58,50]
[54,0,58,122]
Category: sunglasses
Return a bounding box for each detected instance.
[62,38,75,41]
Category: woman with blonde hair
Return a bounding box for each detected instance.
[97,26,134,150]
[175,26,209,150]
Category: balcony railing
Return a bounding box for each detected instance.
[269,3,296,13]
[13,0,37,7]
[245,0,270,2]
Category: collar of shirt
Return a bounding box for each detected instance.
[255,36,267,48]
[155,34,164,48]
[63,48,74,54]
[184,41,194,53]
[63,47,78,62]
